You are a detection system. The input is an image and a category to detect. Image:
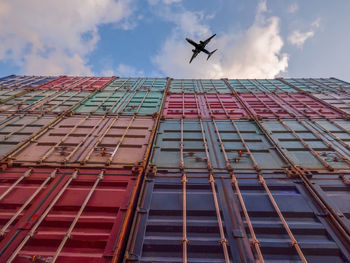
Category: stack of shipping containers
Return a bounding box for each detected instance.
[0,75,350,262]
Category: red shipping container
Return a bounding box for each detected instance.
[0,167,138,263]
[238,93,344,119]
[163,93,249,119]
[37,76,115,91]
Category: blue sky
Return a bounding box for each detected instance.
[0,0,349,81]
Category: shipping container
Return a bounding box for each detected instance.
[313,93,350,115]
[163,93,249,119]
[308,172,350,232]
[0,113,58,160]
[281,78,350,94]
[150,119,288,172]
[0,75,57,89]
[237,93,344,119]
[169,79,232,93]
[0,167,140,263]
[227,79,298,93]
[37,76,115,91]
[5,115,156,168]
[124,173,350,263]
[0,89,92,114]
[0,88,29,104]
[73,90,164,115]
[259,118,350,171]
[105,78,167,92]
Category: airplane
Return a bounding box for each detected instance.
[186,34,217,63]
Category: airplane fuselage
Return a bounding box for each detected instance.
[186,38,209,53]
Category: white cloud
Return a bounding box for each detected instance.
[116,64,145,77]
[152,0,288,78]
[0,0,134,75]
[288,3,299,13]
[288,30,314,47]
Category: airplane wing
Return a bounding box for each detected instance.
[202,34,216,47]
[189,49,200,63]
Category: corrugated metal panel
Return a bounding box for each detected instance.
[238,93,344,119]
[228,79,297,93]
[105,78,167,92]
[163,93,249,119]
[169,79,231,93]
[310,173,350,231]
[0,90,92,114]
[73,90,164,115]
[37,76,115,91]
[0,167,138,263]
[124,173,350,263]
[7,115,156,168]
[260,119,350,171]
[150,119,288,172]
[313,93,350,114]
[0,75,57,89]
[282,78,350,94]
[0,88,28,104]
[0,113,58,159]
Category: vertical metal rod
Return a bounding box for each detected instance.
[38,116,88,163]
[209,172,230,263]
[107,116,135,165]
[0,169,57,236]
[51,170,104,263]
[0,168,32,202]
[82,116,119,164]
[64,116,106,163]
[258,174,308,263]
[278,119,334,170]
[7,170,79,263]
[230,173,264,262]
[181,172,188,263]
[2,116,41,141]
[198,119,230,262]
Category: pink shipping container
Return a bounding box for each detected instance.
[0,167,140,263]
[163,93,249,119]
[36,76,116,91]
[5,115,156,168]
[238,93,344,119]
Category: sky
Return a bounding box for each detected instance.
[0,0,349,81]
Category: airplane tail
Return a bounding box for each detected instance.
[207,49,217,60]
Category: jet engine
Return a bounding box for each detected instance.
[192,49,196,52]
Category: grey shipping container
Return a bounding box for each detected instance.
[260,119,350,172]
[0,89,92,114]
[169,79,232,93]
[227,79,298,93]
[150,119,288,173]
[105,78,167,92]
